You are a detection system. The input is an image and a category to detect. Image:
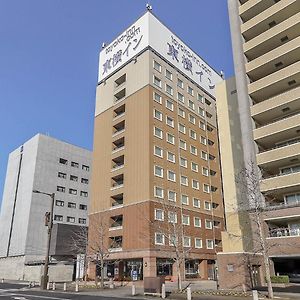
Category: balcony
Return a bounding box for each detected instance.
[111,155,125,172]
[113,104,125,121]
[269,227,300,238]
[114,88,126,103]
[111,193,124,208]
[248,61,300,102]
[108,236,123,252]
[109,215,123,231]
[239,0,275,23]
[112,120,125,137]
[244,12,300,61]
[114,74,126,89]
[112,137,125,154]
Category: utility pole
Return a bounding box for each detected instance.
[33,190,55,290]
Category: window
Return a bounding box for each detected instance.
[179,140,187,150]
[202,167,209,177]
[166,84,173,96]
[180,157,187,168]
[168,211,177,223]
[177,92,184,103]
[155,233,165,245]
[200,136,207,145]
[194,217,201,228]
[179,123,186,134]
[190,145,197,155]
[177,79,184,89]
[209,154,216,161]
[189,114,196,124]
[154,186,164,198]
[79,218,86,224]
[168,190,176,202]
[67,216,75,223]
[155,209,164,221]
[199,121,206,130]
[115,73,126,87]
[71,161,79,168]
[203,184,210,193]
[188,100,195,110]
[154,109,163,121]
[190,129,196,140]
[59,158,68,165]
[192,179,199,190]
[154,146,163,158]
[169,234,178,246]
[82,165,89,171]
[165,69,172,80]
[167,151,175,163]
[54,215,63,221]
[79,204,87,210]
[58,172,66,179]
[205,219,213,229]
[154,165,164,178]
[55,200,64,207]
[57,186,65,192]
[193,198,200,208]
[153,60,161,72]
[178,107,185,118]
[205,201,212,210]
[206,239,214,249]
[70,175,78,182]
[69,188,77,195]
[154,127,163,139]
[183,236,191,247]
[81,191,88,197]
[207,125,213,132]
[81,178,89,184]
[166,116,174,127]
[205,98,211,106]
[167,170,176,182]
[195,238,203,248]
[191,162,198,172]
[206,111,213,119]
[201,151,208,160]
[166,133,175,145]
[198,107,205,117]
[166,100,174,111]
[181,194,189,205]
[68,202,76,208]
[154,92,162,104]
[197,93,204,103]
[182,215,190,225]
[187,86,194,96]
[154,76,162,88]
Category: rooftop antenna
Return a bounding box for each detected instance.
[146,3,152,11]
[220,70,225,79]
[102,42,107,49]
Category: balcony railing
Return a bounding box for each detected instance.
[111,164,124,172]
[258,140,300,154]
[255,111,300,129]
[112,146,125,154]
[112,129,125,138]
[110,183,124,191]
[269,228,300,238]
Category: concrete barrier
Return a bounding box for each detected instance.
[63,282,67,291]
[132,284,136,296]
[187,287,192,300]
[75,282,79,292]
[252,290,258,300]
[161,283,166,299]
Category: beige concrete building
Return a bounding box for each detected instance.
[89,11,225,281]
[217,0,300,290]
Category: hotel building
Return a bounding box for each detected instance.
[89,11,225,281]
[217,0,300,289]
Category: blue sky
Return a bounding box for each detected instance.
[0,0,234,204]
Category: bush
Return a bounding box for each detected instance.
[269,276,289,283]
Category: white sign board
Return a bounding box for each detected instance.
[99,12,222,97]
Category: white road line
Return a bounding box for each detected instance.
[10,294,70,300]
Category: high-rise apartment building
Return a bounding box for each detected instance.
[0,134,92,281]
[217,0,300,289]
[89,11,225,281]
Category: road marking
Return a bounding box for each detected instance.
[13,297,28,300]
[10,294,70,300]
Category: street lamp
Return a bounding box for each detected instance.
[33,189,55,290]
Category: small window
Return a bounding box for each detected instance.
[197,94,204,103]
[168,211,177,223]
[205,98,211,106]
[57,186,65,192]
[177,79,184,89]
[167,170,176,182]
[166,100,174,111]
[54,215,63,221]
[58,172,66,179]
[166,133,175,145]
[168,190,176,202]
[55,200,64,207]
[182,215,190,225]
[181,175,188,186]
[154,146,163,158]
[199,121,206,130]
[207,125,213,132]
[82,165,89,171]
[155,209,164,221]
[68,202,76,208]
[70,175,78,182]
[190,129,197,140]
[71,161,79,168]
[79,218,86,224]
[154,165,164,178]
[154,186,164,198]
[206,111,213,119]
[115,74,126,87]
[153,60,162,72]
[155,233,165,245]
[178,107,185,118]
[59,158,68,165]
[189,114,196,124]
[204,201,212,210]
[205,219,213,229]
[194,217,201,228]
[154,127,163,139]
[208,139,214,146]
[81,178,89,184]
[69,188,77,195]
[195,238,203,248]
[179,140,187,150]
[180,157,187,168]
[193,198,200,208]
[179,123,186,134]
[187,86,194,96]
[183,236,191,247]
[154,109,163,121]
[181,194,189,205]
[200,136,207,145]
[79,204,87,210]
[166,69,172,80]
[201,151,208,160]
[81,191,88,197]
[202,167,209,177]
[154,76,162,88]
[203,184,210,193]
[191,162,198,172]
[177,92,184,103]
[166,116,174,128]
[166,84,173,96]
[198,107,205,117]
[67,216,75,223]
[188,100,195,110]
[190,145,197,155]
[206,239,214,249]
[192,179,199,190]
[167,151,175,163]
[154,92,162,104]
